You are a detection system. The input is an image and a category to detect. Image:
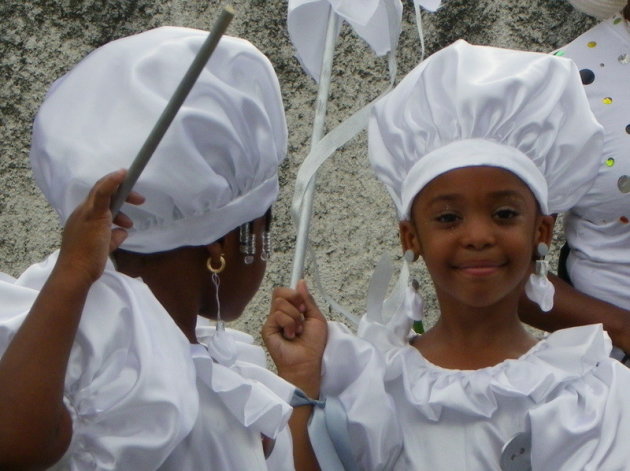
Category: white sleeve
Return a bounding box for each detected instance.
[529,356,630,470]
[317,321,404,470]
[0,261,199,471]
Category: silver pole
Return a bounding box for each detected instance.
[290,8,340,288]
[110,6,235,216]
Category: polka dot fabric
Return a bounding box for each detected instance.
[561,12,630,310]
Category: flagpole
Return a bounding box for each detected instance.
[109,7,234,216]
[290,8,340,288]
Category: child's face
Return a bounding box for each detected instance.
[400,166,553,310]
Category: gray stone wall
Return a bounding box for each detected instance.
[0,1,596,340]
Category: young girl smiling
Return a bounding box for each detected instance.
[264,40,630,469]
[402,165,553,370]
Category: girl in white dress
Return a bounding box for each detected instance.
[0,27,300,470]
[264,40,630,470]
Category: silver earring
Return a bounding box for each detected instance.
[524,243,555,312]
[261,231,271,261]
[261,209,272,261]
[239,222,255,264]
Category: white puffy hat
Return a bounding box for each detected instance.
[369,40,604,219]
[31,26,287,253]
[567,0,626,19]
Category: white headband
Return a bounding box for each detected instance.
[400,139,549,217]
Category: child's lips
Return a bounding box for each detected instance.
[455,261,505,276]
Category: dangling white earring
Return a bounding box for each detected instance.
[403,250,424,333]
[403,249,415,263]
[524,243,555,312]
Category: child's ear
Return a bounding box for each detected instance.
[399,220,422,259]
[205,238,226,264]
[535,214,555,247]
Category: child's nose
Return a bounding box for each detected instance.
[461,217,495,250]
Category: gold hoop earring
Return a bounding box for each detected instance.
[207,255,226,274]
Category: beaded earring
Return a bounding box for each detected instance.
[239,208,273,263]
[261,208,272,261]
[239,222,255,264]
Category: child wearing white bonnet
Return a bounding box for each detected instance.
[264,40,630,469]
[0,26,301,470]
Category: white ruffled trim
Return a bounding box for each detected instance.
[400,326,608,420]
[192,326,294,440]
[359,301,612,421]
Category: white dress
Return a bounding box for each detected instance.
[559,13,630,312]
[0,252,295,471]
[320,296,630,470]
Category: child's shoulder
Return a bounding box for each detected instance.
[0,252,199,468]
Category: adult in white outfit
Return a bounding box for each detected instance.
[519,0,630,365]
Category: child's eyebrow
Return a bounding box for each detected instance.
[425,194,462,206]
[424,190,528,206]
[487,190,528,203]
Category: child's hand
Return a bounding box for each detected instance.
[262,280,328,397]
[57,169,144,284]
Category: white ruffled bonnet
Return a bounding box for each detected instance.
[368,40,604,219]
[30,26,287,253]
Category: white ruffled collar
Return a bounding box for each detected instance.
[401,325,609,419]
[360,304,613,421]
[189,326,294,439]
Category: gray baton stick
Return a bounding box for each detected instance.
[109,6,235,216]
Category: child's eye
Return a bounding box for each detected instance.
[435,212,459,224]
[494,208,519,220]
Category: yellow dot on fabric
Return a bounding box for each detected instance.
[606,158,615,167]
[587,41,597,48]
[603,97,613,104]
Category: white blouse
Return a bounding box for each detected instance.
[320,301,630,469]
[560,13,630,311]
[0,252,295,470]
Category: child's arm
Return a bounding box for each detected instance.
[519,273,630,354]
[0,170,143,469]
[262,280,328,471]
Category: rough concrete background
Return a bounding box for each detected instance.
[0,1,596,343]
